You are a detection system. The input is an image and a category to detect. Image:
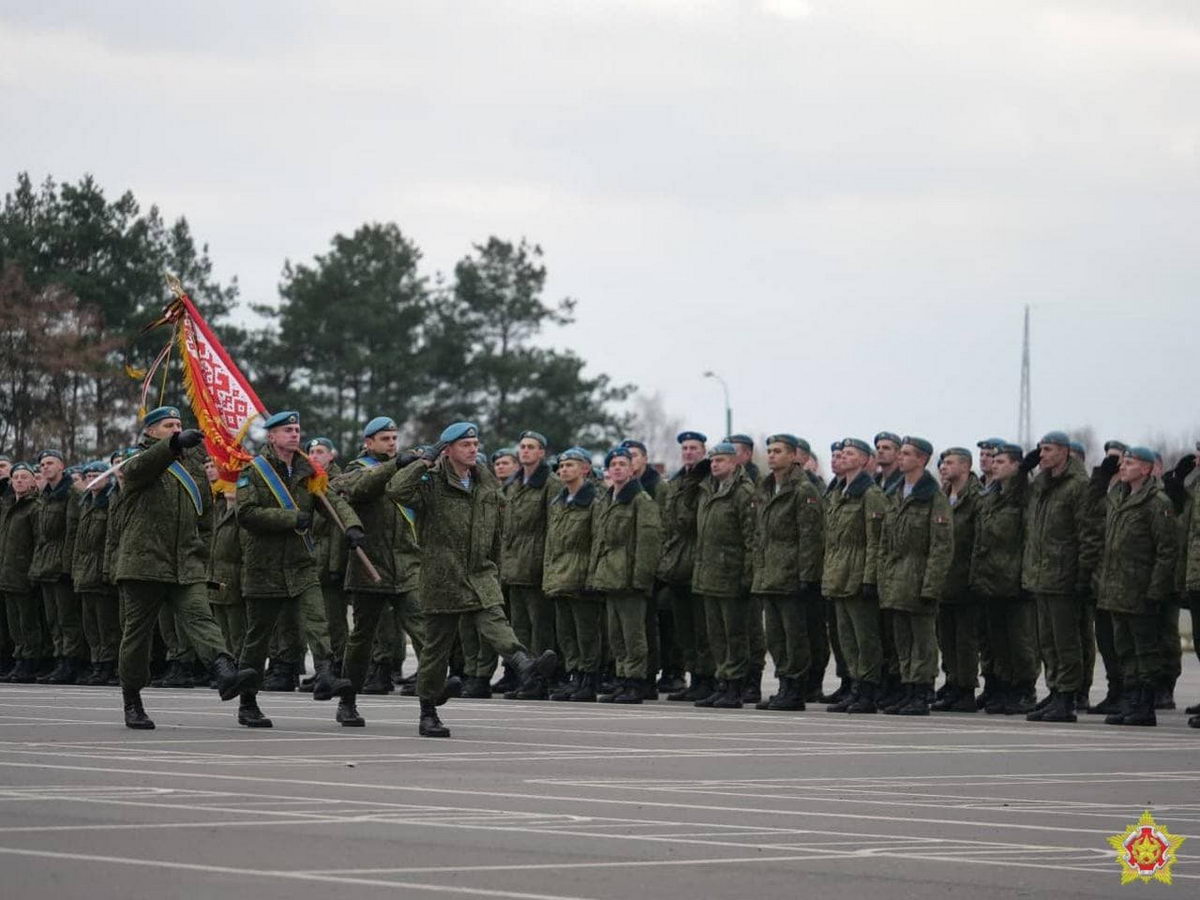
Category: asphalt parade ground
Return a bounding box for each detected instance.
[0,660,1197,900]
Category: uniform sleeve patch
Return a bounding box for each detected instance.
[236,475,250,488]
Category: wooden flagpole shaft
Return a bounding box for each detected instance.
[315,493,382,583]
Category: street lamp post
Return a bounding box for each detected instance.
[702,370,732,439]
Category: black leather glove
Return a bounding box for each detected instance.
[1174,453,1197,481]
[1099,453,1121,479]
[344,525,366,549]
[861,583,879,603]
[295,510,312,530]
[397,449,421,468]
[170,429,204,453]
[420,441,446,464]
[1019,447,1042,475]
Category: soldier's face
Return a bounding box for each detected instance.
[203,460,218,483]
[558,459,587,484]
[492,456,517,480]
[627,446,647,475]
[270,424,302,454]
[733,445,753,467]
[146,419,182,440]
[607,456,632,486]
[1118,457,1153,484]
[875,441,898,466]
[517,438,544,467]
[709,454,735,479]
[940,455,969,482]
[308,444,334,467]
[765,442,796,473]
[365,431,398,459]
[979,448,995,474]
[0,460,9,479]
[680,440,705,466]
[897,445,927,475]
[70,472,84,488]
[447,437,479,468]
[1038,442,1068,471]
[830,450,845,475]
[841,447,869,475]
[10,470,36,495]
[39,456,64,483]
[991,454,1020,481]
[88,473,108,494]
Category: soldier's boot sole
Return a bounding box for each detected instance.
[217,668,260,703]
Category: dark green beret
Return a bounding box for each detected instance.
[725,433,754,448]
[941,446,973,463]
[842,437,873,456]
[766,433,800,450]
[874,431,901,447]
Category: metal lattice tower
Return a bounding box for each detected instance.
[1018,304,1032,448]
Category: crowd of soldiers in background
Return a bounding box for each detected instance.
[1,417,1198,735]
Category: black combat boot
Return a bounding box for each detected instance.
[639,678,659,700]
[0,658,13,680]
[882,684,913,715]
[1041,690,1077,723]
[260,661,295,692]
[461,675,492,699]
[510,649,558,692]
[1004,682,1035,715]
[361,661,393,695]
[516,674,549,700]
[598,678,624,703]
[103,661,120,686]
[159,660,194,688]
[238,692,273,728]
[549,672,576,700]
[123,688,155,730]
[491,662,518,694]
[298,671,317,693]
[714,679,744,709]
[826,680,857,713]
[897,683,931,716]
[930,685,959,712]
[1103,690,1134,725]
[37,657,62,684]
[419,699,450,737]
[436,675,463,706]
[819,676,853,705]
[9,659,38,684]
[399,668,418,696]
[846,681,878,714]
[336,693,365,727]
[78,662,103,686]
[311,658,353,702]
[984,681,1009,714]
[877,675,904,711]
[46,657,77,685]
[614,679,645,704]
[1026,691,1055,721]
[211,653,259,702]
[657,670,686,694]
[768,677,806,711]
[568,672,598,702]
[948,689,977,712]
[1121,686,1157,727]
[1189,713,1200,728]
[758,675,785,710]
[693,680,725,708]
[1154,681,1176,710]
[1089,685,1123,715]
[741,668,762,705]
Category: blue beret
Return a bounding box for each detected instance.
[519,430,548,448]
[874,431,902,447]
[1103,440,1127,453]
[0,453,10,463]
[794,437,813,455]
[996,442,1024,456]
[976,437,1006,450]
[830,440,844,452]
[1039,430,1070,447]
[676,431,707,445]
[1068,442,1086,456]
[766,433,800,450]
[306,437,334,453]
[491,447,517,462]
[1125,446,1156,464]
[37,449,64,462]
[559,446,591,464]
[842,437,873,455]
[82,459,108,475]
[708,442,737,457]
[619,439,648,454]
[604,446,632,467]
[902,436,934,458]
[440,421,479,444]
[143,406,182,428]
[10,462,35,475]
[64,465,83,476]
[264,410,300,430]
[363,417,397,438]
[941,446,973,462]
[725,433,754,448]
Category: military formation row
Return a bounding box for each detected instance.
[1,418,1198,736]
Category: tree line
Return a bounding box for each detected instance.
[0,173,632,460]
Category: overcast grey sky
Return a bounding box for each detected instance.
[3,1,1198,459]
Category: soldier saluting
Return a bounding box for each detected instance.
[114,406,258,729]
